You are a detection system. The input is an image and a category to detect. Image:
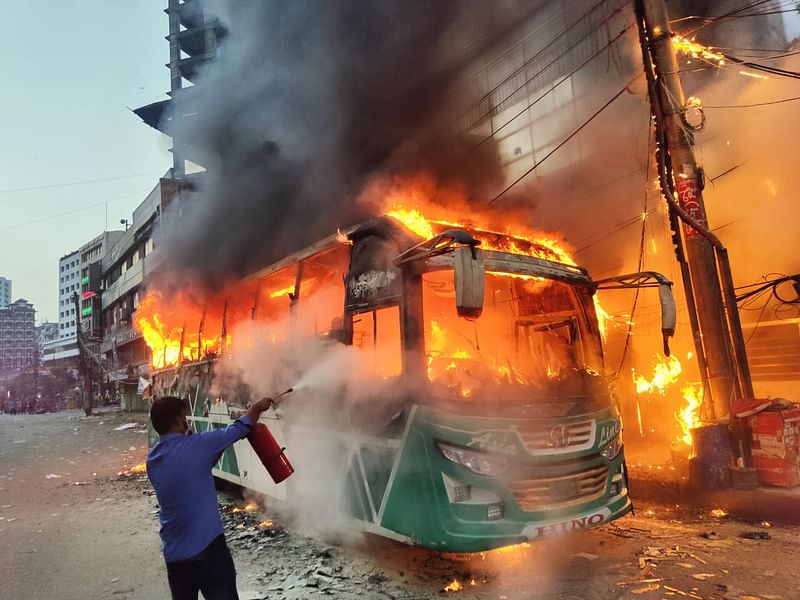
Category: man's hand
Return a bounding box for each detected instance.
[246,397,273,424]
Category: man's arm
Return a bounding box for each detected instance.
[195,397,273,464]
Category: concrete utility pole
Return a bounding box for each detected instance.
[638,0,742,421]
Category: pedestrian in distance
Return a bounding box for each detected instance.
[147,395,273,600]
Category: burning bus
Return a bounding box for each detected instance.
[143,209,676,552]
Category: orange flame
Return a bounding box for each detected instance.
[632,354,682,395]
[444,579,463,592]
[336,228,353,245]
[677,383,703,446]
[672,34,726,66]
[633,354,704,447]
[269,285,296,299]
[136,177,608,373]
[232,502,258,513]
[117,463,147,477]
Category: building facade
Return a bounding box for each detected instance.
[0,277,11,308]
[0,299,36,375]
[42,251,81,364]
[78,231,124,340]
[100,176,177,379]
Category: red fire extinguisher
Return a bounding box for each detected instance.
[248,422,294,483]
[247,389,295,484]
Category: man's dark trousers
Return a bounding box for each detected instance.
[165,534,239,600]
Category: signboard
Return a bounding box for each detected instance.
[675,175,706,238]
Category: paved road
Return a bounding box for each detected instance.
[1,410,798,599]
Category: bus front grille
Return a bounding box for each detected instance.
[514,420,594,454]
[509,464,608,511]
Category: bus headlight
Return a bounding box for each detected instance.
[436,442,510,478]
[601,435,623,461]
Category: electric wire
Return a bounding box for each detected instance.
[615,118,653,379]
[0,189,151,233]
[461,0,625,129]
[573,208,657,254]
[0,172,163,197]
[489,83,633,204]
[704,96,800,109]
[475,22,636,151]
[673,0,787,30]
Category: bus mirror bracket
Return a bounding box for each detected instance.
[595,271,675,356]
[454,246,484,319]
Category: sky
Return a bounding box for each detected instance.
[0,2,798,325]
[0,1,172,323]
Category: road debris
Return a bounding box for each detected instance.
[113,423,139,431]
[631,583,660,594]
[662,584,703,598]
[739,530,770,540]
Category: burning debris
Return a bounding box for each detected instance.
[230,502,259,514]
[116,463,146,478]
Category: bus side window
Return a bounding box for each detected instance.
[352,306,402,378]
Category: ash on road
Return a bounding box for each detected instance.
[1,410,798,600]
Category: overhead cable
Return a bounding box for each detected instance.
[489,83,633,204]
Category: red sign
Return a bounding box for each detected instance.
[82,291,96,300]
[675,176,706,237]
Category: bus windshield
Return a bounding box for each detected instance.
[422,270,601,402]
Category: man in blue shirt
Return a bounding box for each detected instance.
[147,395,272,600]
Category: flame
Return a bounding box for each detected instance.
[709,508,728,518]
[134,289,229,369]
[117,463,147,477]
[672,34,726,66]
[336,228,353,245]
[137,178,608,377]
[258,519,273,528]
[232,502,258,513]
[677,383,703,446]
[632,354,682,395]
[269,285,296,299]
[387,207,436,240]
[493,542,531,554]
[444,579,463,592]
[633,355,705,447]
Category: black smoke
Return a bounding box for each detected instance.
[163,0,525,283]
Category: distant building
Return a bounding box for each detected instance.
[0,299,36,376]
[37,321,59,347]
[78,231,124,340]
[0,277,11,308]
[42,251,81,364]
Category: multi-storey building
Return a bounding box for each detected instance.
[41,251,81,364]
[57,251,81,341]
[0,277,11,308]
[0,299,36,376]
[100,175,177,379]
[78,231,124,340]
[134,0,225,178]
